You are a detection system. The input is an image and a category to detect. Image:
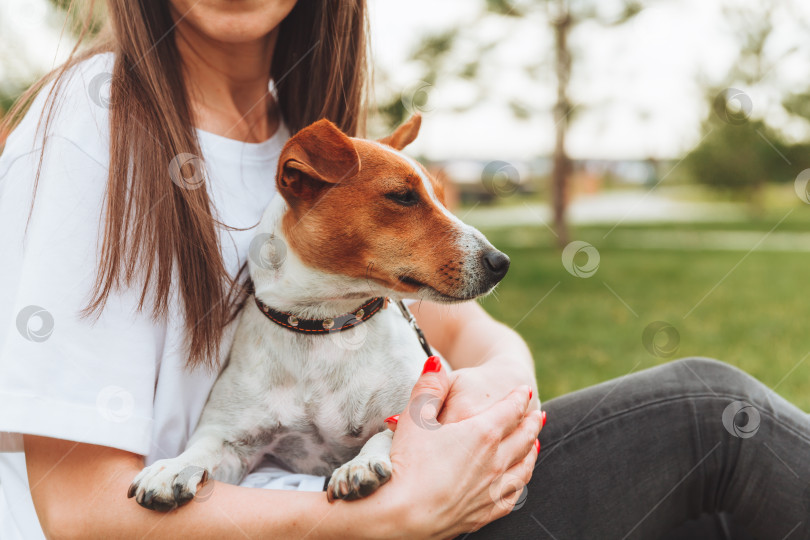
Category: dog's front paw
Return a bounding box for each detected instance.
[326,454,392,502]
[127,459,209,512]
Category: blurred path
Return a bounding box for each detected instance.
[474,226,810,252]
[608,229,810,252]
[463,191,810,252]
[463,191,744,228]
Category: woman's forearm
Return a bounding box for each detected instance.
[24,436,402,540]
[412,300,537,393]
[450,317,538,394]
[448,316,533,372]
[429,304,534,379]
[92,478,398,539]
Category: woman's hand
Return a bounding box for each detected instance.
[380,357,543,538]
[438,360,543,425]
[410,301,540,425]
[385,358,542,430]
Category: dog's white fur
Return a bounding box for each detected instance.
[128,140,504,510]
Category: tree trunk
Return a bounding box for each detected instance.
[551,5,572,248]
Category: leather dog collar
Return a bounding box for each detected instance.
[254,296,386,334]
[253,296,434,357]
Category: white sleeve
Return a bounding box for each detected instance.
[240,462,327,493]
[0,55,162,456]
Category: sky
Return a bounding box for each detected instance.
[3,0,809,161]
[368,0,810,160]
[0,0,70,90]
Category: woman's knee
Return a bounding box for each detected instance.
[664,357,761,399]
[541,357,767,437]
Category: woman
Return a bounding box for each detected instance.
[0,1,806,538]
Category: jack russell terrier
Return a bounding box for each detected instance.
[128,114,511,511]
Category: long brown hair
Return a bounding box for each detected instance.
[1,0,369,369]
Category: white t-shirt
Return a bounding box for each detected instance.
[0,53,324,540]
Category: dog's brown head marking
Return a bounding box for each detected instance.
[276,114,509,302]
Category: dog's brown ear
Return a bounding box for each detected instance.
[277,119,360,201]
[378,114,421,150]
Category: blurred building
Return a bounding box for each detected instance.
[426,157,665,204]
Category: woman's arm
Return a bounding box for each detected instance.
[24,361,541,540]
[412,301,539,421]
[24,436,395,540]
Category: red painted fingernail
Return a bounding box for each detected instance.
[384,415,399,425]
[422,356,441,374]
[534,439,541,453]
[541,410,547,427]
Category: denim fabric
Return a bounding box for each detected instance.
[471,358,810,539]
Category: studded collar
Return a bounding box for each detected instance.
[253,295,434,357]
[253,296,387,334]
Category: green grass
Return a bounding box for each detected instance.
[478,218,810,412]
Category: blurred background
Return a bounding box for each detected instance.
[2,0,810,410]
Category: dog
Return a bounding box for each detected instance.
[127,114,511,511]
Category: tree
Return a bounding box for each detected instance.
[535,0,642,246]
[374,0,643,248]
[684,2,810,206]
[0,1,103,144]
[549,0,573,247]
[683,116,796,204]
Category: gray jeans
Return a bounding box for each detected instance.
[471,358,810,539]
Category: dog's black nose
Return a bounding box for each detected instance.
[482,250,510,279]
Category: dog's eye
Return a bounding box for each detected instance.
[385,190,419,207]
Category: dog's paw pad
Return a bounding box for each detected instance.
[327,455,392,502]
[128,460,209,512]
